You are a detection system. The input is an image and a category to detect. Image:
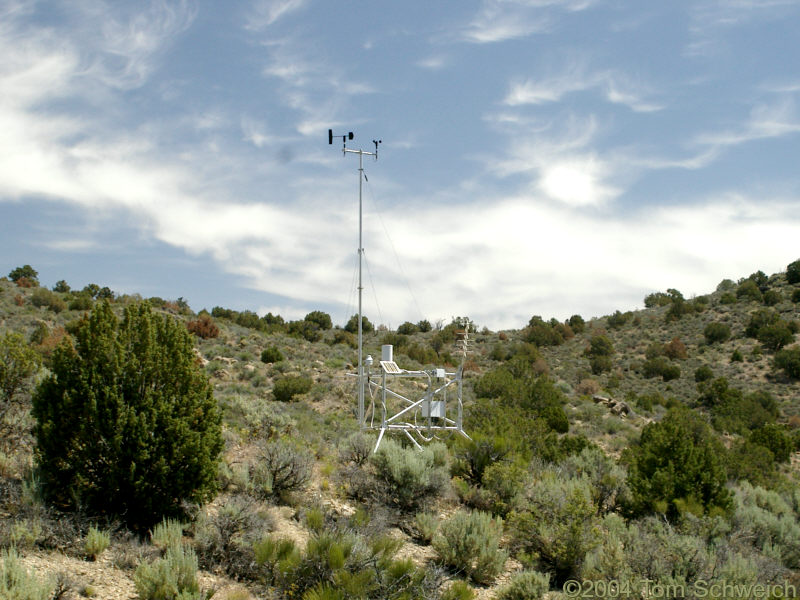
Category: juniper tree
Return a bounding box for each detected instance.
[32,301,222,529]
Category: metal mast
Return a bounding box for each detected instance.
[329,130,380,429]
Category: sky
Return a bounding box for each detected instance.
[1,0,799,330]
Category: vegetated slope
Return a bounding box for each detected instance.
[1,261,800,600]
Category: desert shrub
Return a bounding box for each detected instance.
[412,512,439,545]
[703,322,731,344]
[151,518,186,552]
[694,365,714,382]
[787,259,800,284]
[719,292,736,305]
[745,308,778,338]
[763,289,782,306]
[288,320,321,342]
[730,482,800,569]
[0,332,41,448]
[260,346,284,364]
[133,545,203,600]
[331,329,356,348]
[451,434,513,486]
[83,525,110,560]
[30,288,66,313]
[606,310,630,329]
[193,495,266,579]
[259,440,312,496]
[568,314,585,334]
[644,291,672,307]
[0,548,54,599]
[433,510,506,584]
[441,580,475,600]
[304,311,332,330]
[339,432,374,466]
[371,439,448,512]
[344,314,373,334]
[32,301,223,530]
[774,347,800,379]
[623,407,731,519]
[524,316,564,347]
[642,357,680,381]
[495,570,550,600]
[663,337,687,360]
[273,375,312,402]
[730,348,744,362]
[699,378,778,433]
[758,323,794,351]
[68,293,93,311]
[726,440,778,488]
[186,313,219,339]
[257,528,437,599]
[397,321,419,335]
[737,280,763,302]
[562,447,630,513]
[52,280,70,293]
[793,290,800,302]
[508,473,600,585]
[749,424,793,463]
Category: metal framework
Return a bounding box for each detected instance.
[329,129,470,452]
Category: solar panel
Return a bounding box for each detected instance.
[380,361,402,373]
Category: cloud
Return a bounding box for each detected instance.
[460,0,599,43]
[695,98,800,148]
[504,66,662,112]
[244,0,308,30]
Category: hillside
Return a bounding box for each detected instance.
[1,261,800,600]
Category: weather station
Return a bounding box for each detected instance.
[328,129,471,452]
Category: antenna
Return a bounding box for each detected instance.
[328,129,470,453]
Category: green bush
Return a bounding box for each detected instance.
[344,314,374,334]
[84,525,110,560]
[260,346,284,364]
[412,512,439,545]
[8,265,39,285]
[642,357,681,381]
[433,510,506,584]
[703,322,731,344]
[757,323,794,351]
[32,301,223,530]
[623,407,731,519]
[273,375,312,401]
[288,320,321,342]
[786,259,800,284]
[371,439,449,511]
[508,473,600,585]
[30,288,66,313]
[737,280,763,302]
[719,291,736,305]
[749,424,793,463]
[304,310,332,330]
[441,580,475,600]
[763,289,782,306]
[793,289,800,303]
[694,365,714,382]
[68,293,93,311]
[568,314,585,334]
[0,332,41,446]
[339,432,374,466]
[774,346,800,378]
[397,321,419,335]
[133,545,203,600]
[0,548,54,600]
[151,518,186,552]
[495,570,550,600]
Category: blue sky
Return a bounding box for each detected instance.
[1,0,799,330]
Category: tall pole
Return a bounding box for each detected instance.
[357,149,364,428]
[331,130,378,429]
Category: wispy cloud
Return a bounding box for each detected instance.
[695,98,800,148]
[461,0,599,43]
[244,0,308,31]
[504,66,662,112]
